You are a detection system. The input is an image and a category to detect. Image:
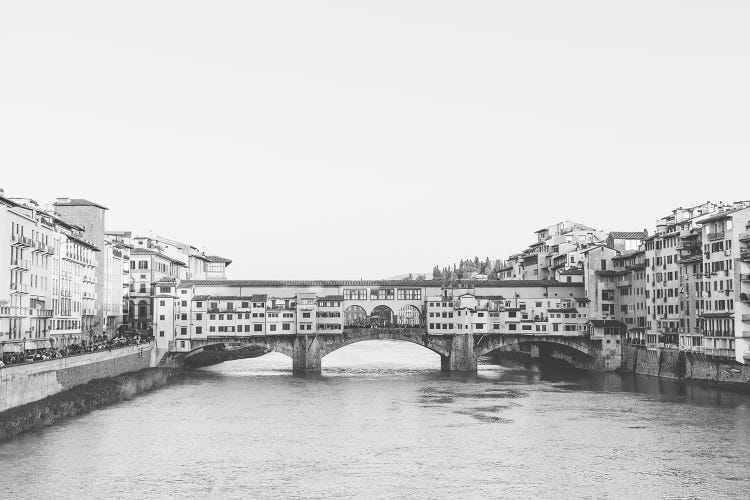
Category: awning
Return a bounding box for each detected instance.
[2,343,23,353]
[24,340,51,350]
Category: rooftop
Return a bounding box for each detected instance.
[609,231,647,240]
[178,279,585,288]
[54,198,108,210]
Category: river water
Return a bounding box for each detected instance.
[1,341,750,499]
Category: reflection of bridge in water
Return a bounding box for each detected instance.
[163,327,605,373]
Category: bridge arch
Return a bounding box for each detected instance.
[370,305,395,327]
[476,337,593,361]
[396,305,422,326]
[318,331,450,359]
[344,305,368,327]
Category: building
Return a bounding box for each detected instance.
[154,280,587,352]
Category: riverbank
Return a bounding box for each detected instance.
[0,367,180,442]
[621,344,750,386]
[0,343,157,412]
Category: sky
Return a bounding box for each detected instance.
[1,1,749,279]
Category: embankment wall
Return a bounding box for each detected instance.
[622,345,750,384]
[0,344,155,413]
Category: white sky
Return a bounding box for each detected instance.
[1,1,749,279]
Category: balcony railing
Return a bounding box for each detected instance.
[743,315,750,322]
[739,232,750,242]
[707,231,725,241]
[11,259,31,270]
[740,274,750,282]
[10,283,29,294]
[741,249,750,261]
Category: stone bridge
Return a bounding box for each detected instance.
[164,328,603,372]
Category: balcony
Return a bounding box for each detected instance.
[739,232,750,242]
[677,240,701,250]
[10,283,29,294]
[741,249,750,262]
[11,258,31,270]
[616,278,632,288]
[740,274,750,282]
[707,231,725,241]
[741,293,750,304]
[743,315,750,322]
[11,234,33,247]
[31,309,54,318]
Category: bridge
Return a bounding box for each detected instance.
[162,328,609,372]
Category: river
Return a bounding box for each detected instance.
[1,341,749,499]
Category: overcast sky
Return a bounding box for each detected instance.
[1,1,748,279]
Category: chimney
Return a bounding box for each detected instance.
[56,197,71,205]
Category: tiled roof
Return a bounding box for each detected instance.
[698,207,749,225]
[204,255,232,264]
[192,294,268,302]
[608,231,647,240]
[317,295,344,301]
[66,234,100,252]
[131,248,186,266]
[178,279,585,288]
[54,198,108,210]
[612,250,645,260]
[559,269,584,275]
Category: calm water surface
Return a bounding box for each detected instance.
[2,341,750,499]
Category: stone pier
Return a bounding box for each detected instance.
[292,335,322,373]
[440,333,477,372]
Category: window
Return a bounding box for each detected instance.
[282,323,291,331]
[181,301,187,307]
[159,300,165,306]
[196,301,202,308]
[159,331,164,337]
[397,289,421,300]
[138,260,148,269]
[159,315,165,321]
[180,327,187,336]
[254,324,263,332]
[196,313,202,320]
[270,324,277,332]
[303,312,310,318]
[196,327,202,334]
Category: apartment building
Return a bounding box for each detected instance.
[0,191,113,360]
[696,205,750,362]
[498,221,610,282]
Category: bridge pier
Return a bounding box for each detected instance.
[441,334,477,372]
[293,335,322,373]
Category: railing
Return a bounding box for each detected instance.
[742,315,750,322]
[10,283,29,294]
[677,240,701,249]
[707,231,725,241]
[740,274,750,281]
[11,259,31,270]
[741,249,750,261]
[739,232,750,242]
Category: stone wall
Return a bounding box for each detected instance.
[0,344,154,413]
[622,345,750,385]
